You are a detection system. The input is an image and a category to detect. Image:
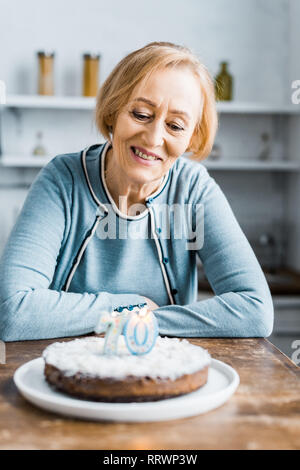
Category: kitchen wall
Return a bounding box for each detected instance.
[286,0,300,270]
[0,0,298,271]
[1,0,290,100]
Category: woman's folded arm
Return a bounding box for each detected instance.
[154,289,273,338]
[155,172,274,338]
[0,159,145,341]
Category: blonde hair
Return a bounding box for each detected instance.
[95,42,218,160]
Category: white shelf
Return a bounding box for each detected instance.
[0,155,54,167]
[1,154,300,170]
[4,95,95,110]
[216,101,300,114]
[2,95,300,114]
[203,160,300,171]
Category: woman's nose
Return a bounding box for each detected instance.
[144,119,165,147]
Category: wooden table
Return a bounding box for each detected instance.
[0,337,300,450]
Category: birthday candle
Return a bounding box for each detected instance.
[95,311,128,355]
[124,306,158,355]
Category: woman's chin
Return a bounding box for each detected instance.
[127,164,162,183]
[130,173,161,186]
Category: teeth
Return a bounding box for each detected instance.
[134,147,158,161]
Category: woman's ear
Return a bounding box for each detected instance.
[105,115,114,140]
[107,113,116,131]
[105,113,114,126]
[186,125,198,153]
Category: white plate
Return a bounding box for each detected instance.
[14,357,239,422]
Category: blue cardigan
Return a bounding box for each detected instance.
[0,142,274,341]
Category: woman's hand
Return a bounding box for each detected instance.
[142,296,159,311]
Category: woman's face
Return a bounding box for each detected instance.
[110,66,202,185]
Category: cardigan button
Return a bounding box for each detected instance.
[163,257,169,264]
[172,289,178,295]
[147,197,153,204]
[156,227,162,234]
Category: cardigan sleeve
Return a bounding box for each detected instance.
[0,158,145,341]
[154,169,274,338]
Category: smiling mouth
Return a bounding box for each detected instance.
[131,146,162,161]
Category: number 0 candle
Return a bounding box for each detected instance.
[124,306,158,355]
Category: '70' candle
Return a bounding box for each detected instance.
[95,306,158,355]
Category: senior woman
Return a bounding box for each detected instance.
[0,42,273,341]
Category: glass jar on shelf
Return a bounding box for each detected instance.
[32,131,47,156]
[258,132,271,161]
[37,51,55,95]
[82,53,100,97]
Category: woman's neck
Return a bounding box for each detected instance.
[104,146,162,214]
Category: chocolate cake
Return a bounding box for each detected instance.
[43,336,211,402]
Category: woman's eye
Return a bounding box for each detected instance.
[169,123,184,132]
[132,111,150,120]
[131,110,184,132]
